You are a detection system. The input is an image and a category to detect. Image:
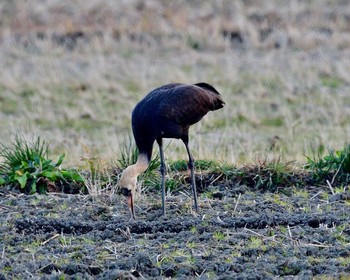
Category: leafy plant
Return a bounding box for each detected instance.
[0,136,84,194]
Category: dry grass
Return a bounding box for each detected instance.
[0,0,350,167]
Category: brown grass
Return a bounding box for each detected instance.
[0,0,350,166]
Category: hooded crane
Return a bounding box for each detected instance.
[119,82,225,219]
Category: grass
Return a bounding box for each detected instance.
[116,135,139,170]
[79,146,113,195]
[305,144,350,186]
[0,0,349,166]
[1,134,350,195]
[0,1,350,195]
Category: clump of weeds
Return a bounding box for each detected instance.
[305,144,350,187]
[234,157,301,193]
[0,135,84,194]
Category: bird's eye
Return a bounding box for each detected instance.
[120,187,131,197]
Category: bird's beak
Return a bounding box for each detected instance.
[127,193,136,220]
[120,187,136,220]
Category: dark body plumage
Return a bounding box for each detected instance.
[132,83,224,161]
[120,82,224,219]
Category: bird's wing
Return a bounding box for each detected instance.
[157,84,221,125]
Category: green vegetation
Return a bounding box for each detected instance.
[213,231,226,241]
[0,136,84,194]
[2,135,350,195]
[116,135,139,170]
[248,157,296,192]
[305,144,350,186]
[169,159,220,172]
[247,236,264,250]
[320,75,343,89]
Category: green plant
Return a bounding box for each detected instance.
[305,144,350,185]
[165,177,182,191]
[241,157,296,192]
[209,162,239,181]
[0,136,84,194]
[137,153,161,191]
[168,159,221,172]
[168,159,188,172]
[213,231,226,241]
[116,135,139,169]
[247,236,264,249]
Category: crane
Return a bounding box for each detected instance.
[119,82,225,219]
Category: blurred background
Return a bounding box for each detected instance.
[0,0,349,166]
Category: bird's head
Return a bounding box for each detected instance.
[118,166,138,220]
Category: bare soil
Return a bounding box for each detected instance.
[1,176,349,279]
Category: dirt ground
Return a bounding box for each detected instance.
[1,176,349,279]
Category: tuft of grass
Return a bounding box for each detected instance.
[116,135,139,169]
[239,157,298,192]
[247,236,264,250]
[168,159,220,172]
[80,146,112,195]
[305,144,350,186]
[0,135,49,173]
[165,177,182,191]
[213,231,226,241]
[0,135,84,194]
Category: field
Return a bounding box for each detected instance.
[0,0,350,279]
[1,0,350,164]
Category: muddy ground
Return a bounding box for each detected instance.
[0,177,349,279]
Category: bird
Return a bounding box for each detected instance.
[118,82,225,220]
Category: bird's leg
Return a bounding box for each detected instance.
[157,138,166,216]
[183,139,198,213]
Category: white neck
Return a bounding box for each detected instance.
[119,153,150,190]
[134,153,149,174]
